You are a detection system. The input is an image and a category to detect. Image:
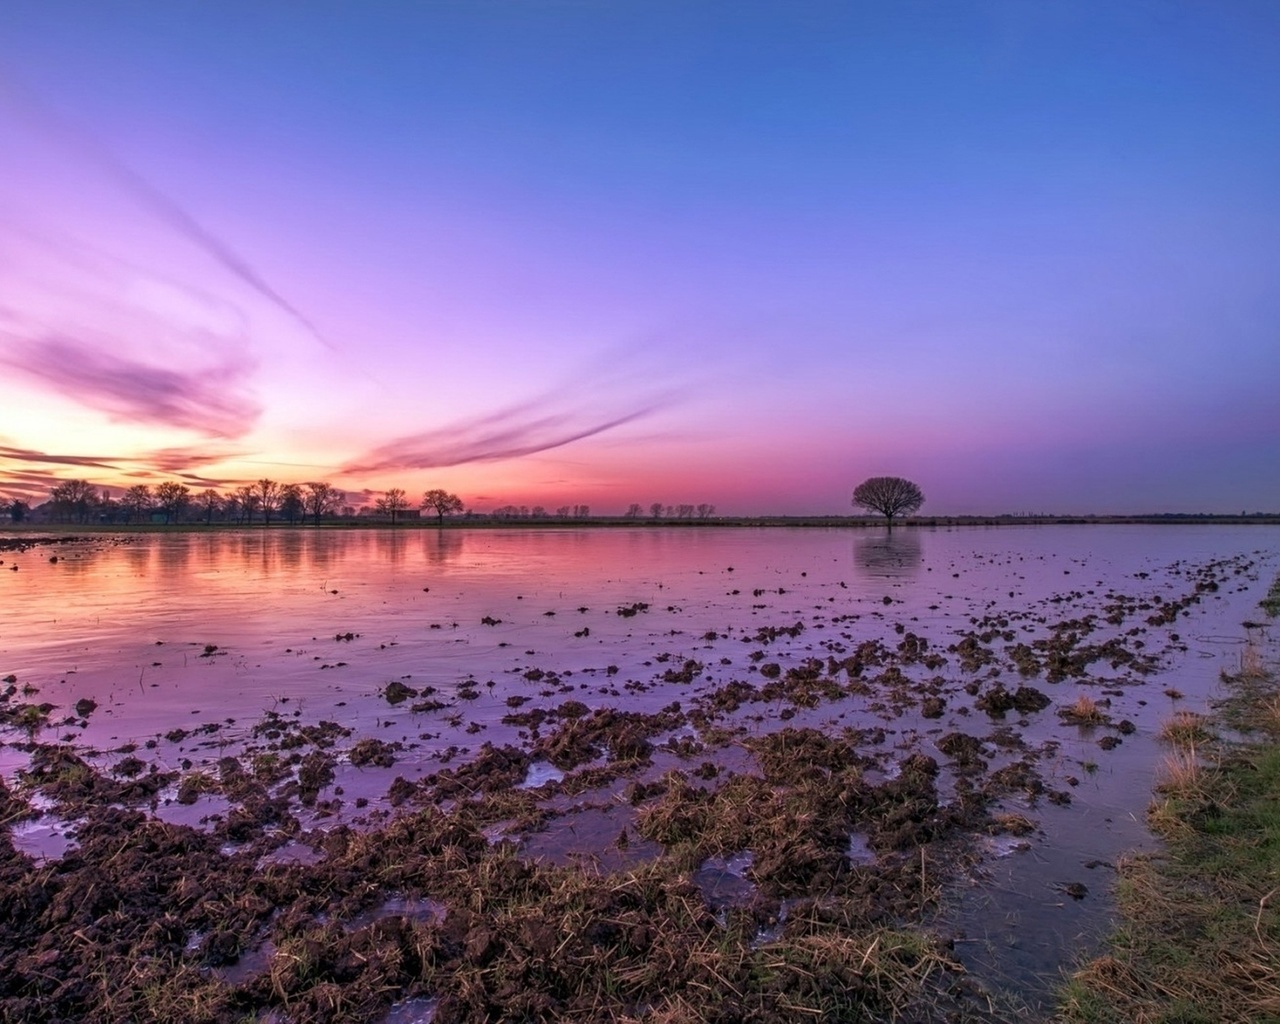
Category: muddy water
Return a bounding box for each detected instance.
[2,524,1276,1011]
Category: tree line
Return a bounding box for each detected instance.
[2,479,726,526]
[3,480,466,527]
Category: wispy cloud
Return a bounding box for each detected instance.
[0,69,332,352]
[344,381,680,474]
[0,441,245,496]
[143,445,246,473]
[1,336,259,437]
[0,444,122,472]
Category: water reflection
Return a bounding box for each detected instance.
[155,537,193,577]
[853,529,924,578]
[423,529,464,565]
[374,529,409,565]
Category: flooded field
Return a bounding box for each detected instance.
[1,525,1277,1022]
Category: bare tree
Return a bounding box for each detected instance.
[573,504,590,519]
[256,479,281,526]
[625,503,642,518]
[234,485,259,525]
[421,488,464,525]
[696,503,715,519]
[377,487,411,525]
[279,484,304,525]
[304,482,342,526]
[676,504,695,519]
[155,482,191,524]
[50,480,98,523]
[198,489,222,525]
[649,502,664,520]
[556,506,571,519]
[852,476,925,528]
[120,484,153,524]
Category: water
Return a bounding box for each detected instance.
[1,524,1276,1006]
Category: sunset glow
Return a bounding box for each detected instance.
[2,2,1278,514]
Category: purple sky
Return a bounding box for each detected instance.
[2,2,1278,515]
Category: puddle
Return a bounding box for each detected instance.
[985,835,1033,858]
[9,814,78,862]
[517,760,564,789]
[384,996,437,1024]
[347,895,445,931]
[218,939,277,986]
[694,850,756,909]
[846,831,876,865]
[257,840,325,867]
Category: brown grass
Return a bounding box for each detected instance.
[1157,710,1212,746]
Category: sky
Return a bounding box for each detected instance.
[1,1,1278,516]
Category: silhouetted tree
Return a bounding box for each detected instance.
[573,504,590,519]
[120,484,154,524]
[9,499,29,523]
[421,489,464,525]
[625,503,642,518]
[377,488,411,524]
[697,503,715,519]
[155,482,191,524]
[649,502,664,519]
[198,489,222,525]
[234,485,259,525]
[50,480,97,523]
[304,482,342,526]
[279,484,304,525]
[556,506,571,519]
[256,479,281,526]
[852,476,924,528]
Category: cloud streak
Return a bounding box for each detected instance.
[344,385,679,474]
[0,336,259,437]
[0,69,332,351]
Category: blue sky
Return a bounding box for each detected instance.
[1,1,1278,513]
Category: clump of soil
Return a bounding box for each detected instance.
[349,738,398,768]
[383,681,418,705]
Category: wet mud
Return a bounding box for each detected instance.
[0,529,1275,1021]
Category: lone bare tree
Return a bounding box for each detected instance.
[421,488,464,525]
[852,476,924,528]
[377,488,411,525]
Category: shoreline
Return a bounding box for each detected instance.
[4,513,1280,536]
[1061,578,1280,1021]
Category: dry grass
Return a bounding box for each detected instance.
[1062,635,1280,1024]
[1060,693,1107,725]
[1158,710,1212,746]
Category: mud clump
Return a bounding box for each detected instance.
[383,681,418,705]
[426,743,531,799]
[936,732,987,772]
[533,705,684,770]
[974,683,1052,716]
[921,695,946,718]
[349,738,397,768]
